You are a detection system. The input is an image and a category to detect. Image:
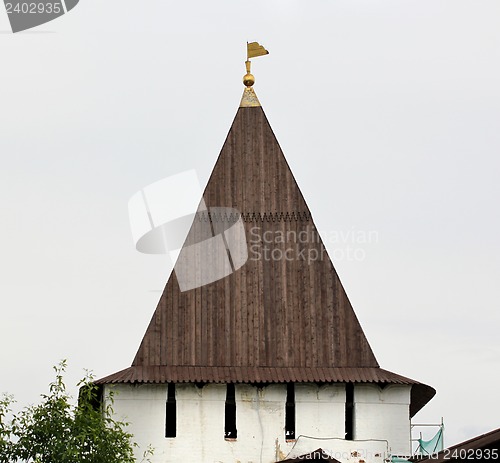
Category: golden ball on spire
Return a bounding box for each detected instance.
[243,72,255,87]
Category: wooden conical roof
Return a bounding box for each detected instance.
[134,104,378,369]
[98,93,435,416]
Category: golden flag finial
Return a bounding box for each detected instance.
[247,41,269,60]
[243,41,269,87]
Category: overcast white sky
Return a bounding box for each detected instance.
[1,0,499,450]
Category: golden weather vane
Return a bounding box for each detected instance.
[243,41,269,87]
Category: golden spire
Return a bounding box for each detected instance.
[240,41,269,108]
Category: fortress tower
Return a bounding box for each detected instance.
[97,45,435,463]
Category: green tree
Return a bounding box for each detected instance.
[0,394,15,463]
[0,361,152,463]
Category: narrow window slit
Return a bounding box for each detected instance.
[345,382,354,440]
[165,382,176,438]
[285,383,295,440]
[224,383,237,439]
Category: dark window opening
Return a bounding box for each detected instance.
[285,383,295,440]
[224,383,237,439]
[165,383,176,438]
[78,383,103,412]
[345,383,354,440]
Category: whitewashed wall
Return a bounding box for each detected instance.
[353,384,412,455]
[295,383,345,438]
[104,382,411,462]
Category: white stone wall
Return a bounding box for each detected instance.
[104,383,167,456]
[104,382,411,462]
[353,384,412,455]
[295,383,345,438]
